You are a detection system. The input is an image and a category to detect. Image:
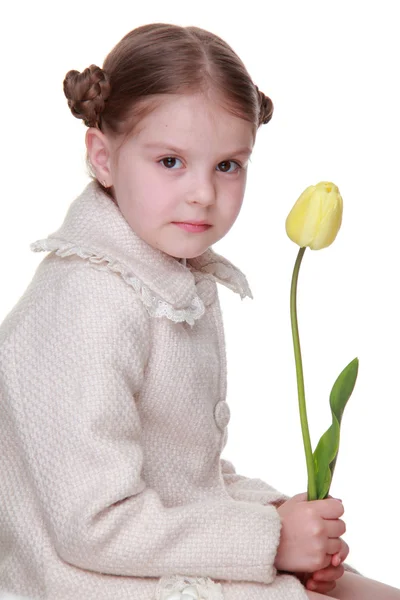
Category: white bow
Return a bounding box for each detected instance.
[156,575,224,600]
[164,585,205,600]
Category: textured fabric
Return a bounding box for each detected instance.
[0,181,355,600]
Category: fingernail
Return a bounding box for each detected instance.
[335,498,343,502]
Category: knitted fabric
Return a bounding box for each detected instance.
[0,182,356,599]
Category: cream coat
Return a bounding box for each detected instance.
[0,182,357,600]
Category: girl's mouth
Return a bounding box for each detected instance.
[173,223,211,233]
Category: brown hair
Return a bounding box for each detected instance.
[63,23,274,194]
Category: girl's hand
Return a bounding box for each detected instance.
[275,492,345,573]
[305,539,349,594]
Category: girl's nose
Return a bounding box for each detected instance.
[187,174,216,206]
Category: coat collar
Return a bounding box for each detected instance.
[30,181,253,326]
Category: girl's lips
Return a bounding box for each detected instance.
[173,222,211,233]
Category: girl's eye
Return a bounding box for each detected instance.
[160,157,183,169]
[217,160,241,173]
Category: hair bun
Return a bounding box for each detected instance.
[255,85,274,126]
[63,64,111,127]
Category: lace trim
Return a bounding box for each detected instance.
[30,239,205,326]
[155,575,224,600]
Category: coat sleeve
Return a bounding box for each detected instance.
[10,259,283,585]
[220,461,362,576]
[220,459,290,507]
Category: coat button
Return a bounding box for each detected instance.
[214,401,230,430]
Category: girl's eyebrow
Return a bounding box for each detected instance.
[143,142,253,157]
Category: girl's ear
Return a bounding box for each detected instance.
[85,128,113,186]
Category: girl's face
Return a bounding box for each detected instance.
[92,93,254,259]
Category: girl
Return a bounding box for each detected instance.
[0,22,398,600]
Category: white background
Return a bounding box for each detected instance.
[1,0,399,592]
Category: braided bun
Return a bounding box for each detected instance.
[63,64,111,128]
[255,85,274,126]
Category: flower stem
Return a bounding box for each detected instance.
[290,247,317,500]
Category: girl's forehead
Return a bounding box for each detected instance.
[134,93,255,149]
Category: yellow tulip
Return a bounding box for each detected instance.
[285,181,343,250]
[286,180,358,506]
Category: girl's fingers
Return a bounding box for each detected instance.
[307,579,337,593]
[326,538,342,555]
[331,552,341,567]
[339,539,350,560]
[330,540,349,565]
[325,518,346,537]
[312,565,345,583]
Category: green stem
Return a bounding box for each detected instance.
[290,247,317,501]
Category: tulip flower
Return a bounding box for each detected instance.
[286,181,343,250]
[286,181,358,501]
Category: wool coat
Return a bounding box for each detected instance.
[0,182,357,600]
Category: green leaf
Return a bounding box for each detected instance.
[313,357,359,499]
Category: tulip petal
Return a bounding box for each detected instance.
[310,193,343,250]
[313,357,359,499]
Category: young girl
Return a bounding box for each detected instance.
[0,22,398,600]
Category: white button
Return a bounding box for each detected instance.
[214,400,230,430]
